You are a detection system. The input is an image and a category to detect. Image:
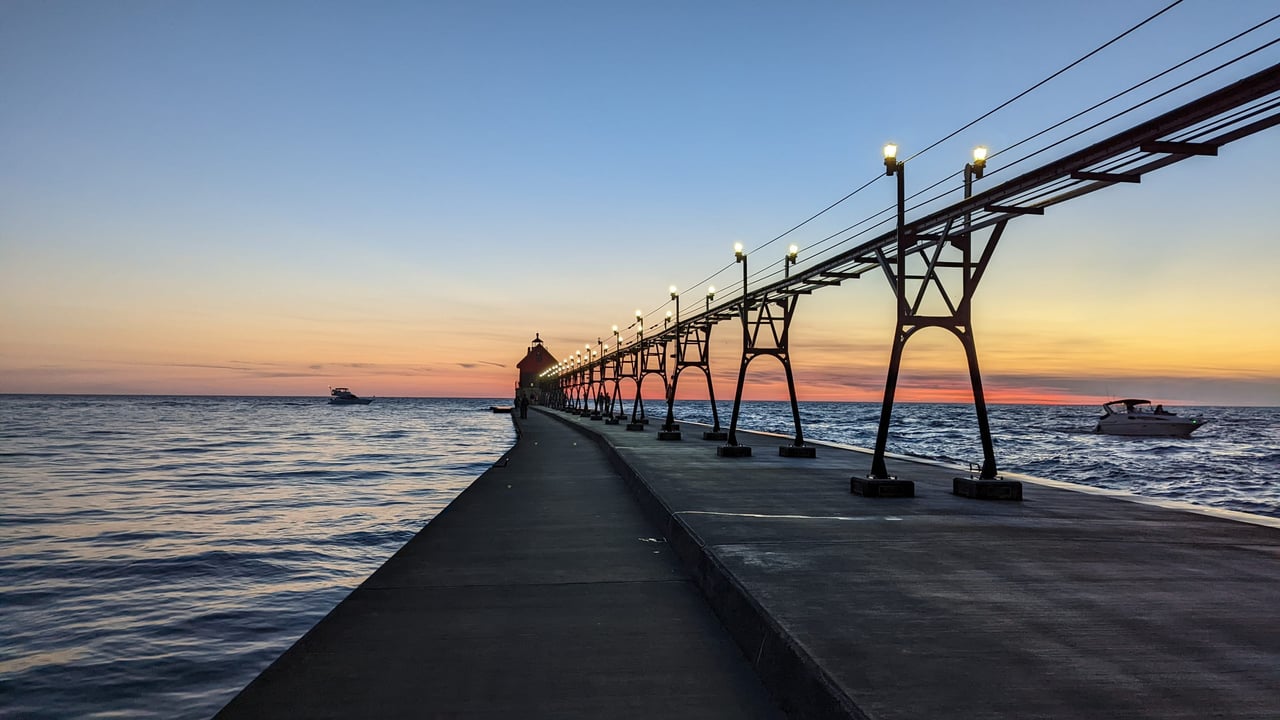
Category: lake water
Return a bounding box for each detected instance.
[2,395,1276,718]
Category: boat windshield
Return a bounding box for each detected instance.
[1104,399,1151,414]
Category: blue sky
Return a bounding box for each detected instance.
[2,1,1278,403]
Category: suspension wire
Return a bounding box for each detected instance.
[981,38,1280,182]
[668,179,885,307]
[736,0,1191,270]
[618,8,1274,350]
[793,20,1280,267]
[989,13,1280,164]
[750,176,883,255]
[903,0,1187,163]
[707,0,1191,298]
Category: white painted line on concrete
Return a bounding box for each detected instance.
[676,510,903,522]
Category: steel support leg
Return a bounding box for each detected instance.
[777,357,814,457]
[869,331,908,479]
[959,330,998,479]
[718,357,753,456]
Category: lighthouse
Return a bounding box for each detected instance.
[515,333,556,402]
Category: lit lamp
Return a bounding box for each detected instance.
[664,310,672,328]
[635,309,643,341]
[706,285,716,313]
[785,244,799,277]
[883,143,900,176]
[972,145,987,177]
[662,286,682,436]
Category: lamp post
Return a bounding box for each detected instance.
[725,242,749,449]
[964,145,987,199]
[662,285,681,435]
[870,143,906,479]
[591,344,602,418]
[963,145,986,243]
[735,242,748,331]
[704,282,727,439]
[961,146,1000,483]
[610,324,624,420]
[597,338,604,415]
[669,285,680,336]
[631,309,645,425]
[784,244,799,278]
[737,240,747,302]
[587,344,597,416]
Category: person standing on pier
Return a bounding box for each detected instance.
[519,393,529,419]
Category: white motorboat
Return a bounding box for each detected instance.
[1094,399,1207,437]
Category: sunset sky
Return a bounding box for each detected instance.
[3,1,1278,405]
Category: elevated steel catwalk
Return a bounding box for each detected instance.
[545,62,1279,481]
[577,61,1280,354]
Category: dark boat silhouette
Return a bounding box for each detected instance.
[328,387,374,405]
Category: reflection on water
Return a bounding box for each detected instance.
[0,395,515,720]
[2,396,1276,718]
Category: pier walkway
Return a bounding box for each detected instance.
[548,409,1280,719]
[215,408,782,718]
[220,407,1280,719]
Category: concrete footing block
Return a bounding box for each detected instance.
[779,445,816,458]
[953,477,1023,500]
[702,431,728,441]
[657,431,682,441]
[625,423,646,431]
[717,445,752,458]
[850,477,915,497]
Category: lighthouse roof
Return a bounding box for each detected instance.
[517,334,556,374]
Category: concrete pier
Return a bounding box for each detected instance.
[220,407,1280,719]
[215,409,782,718]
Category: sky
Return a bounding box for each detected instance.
[2,0,1278,405]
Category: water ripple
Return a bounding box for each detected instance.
[0,395,515,720]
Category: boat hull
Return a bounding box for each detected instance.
[1095,417,1203,437]
[329,398,373,405]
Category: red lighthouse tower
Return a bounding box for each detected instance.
[515,333,556,401]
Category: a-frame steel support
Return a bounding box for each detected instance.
[630,337,668,429]
[659,320,727,441]
[719,291,814,458]
[611,346,639,422]
[859,216,1021,499]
